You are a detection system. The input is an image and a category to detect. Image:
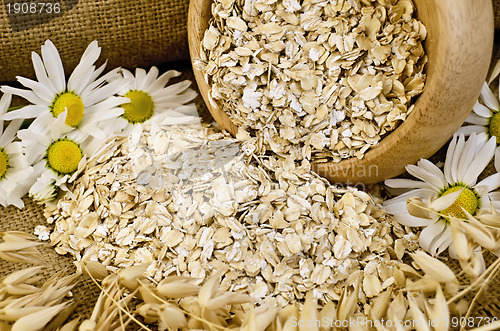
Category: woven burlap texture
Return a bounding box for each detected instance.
[0,0,190,82]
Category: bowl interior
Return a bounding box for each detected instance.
[188,0,493,184]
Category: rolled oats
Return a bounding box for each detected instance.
[197,0,427,162]
[43,121,407,308]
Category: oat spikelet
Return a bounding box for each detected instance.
[477,212,500,230]
[2,266,43,287]
[240,307,258,331]
[459,211,496,250]
[197,273,251,310]
[0,232,45,264]
[278,304,298,331]
[387,292,408,323]
[11,302,68,331]
[406,197,430,219]
[407,293,430,331]
[157,302,187,330]
[117,264,149,292]
[449,217,472,260]
[57,318,80,331]
[410,251,457,283]
[156,276,201,298]
[369,288,392,321]
[337,274,360,321]
[298,292,319,331]
[77,261,109,281]
[424,285,449,331]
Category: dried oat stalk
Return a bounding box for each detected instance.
[0,266,79,331]
[0,231,45,264]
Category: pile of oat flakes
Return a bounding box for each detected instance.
[197,0,427,162]
[42,122,417,308]
[38,0,428,314]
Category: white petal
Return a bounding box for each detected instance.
[0,119,23,147]
[0,93,11,125]
[495,148,500,172]
[31,52,57,93]
[85,96,129,114]
[1,86,45,106]
[155,107,201,126]
[449,134,466,183]
[138,66,159,91]
[2,104,46,120]
[476,173,500,193]
[82,79,127,107]
[393,214,436,227]
[429,227,452,256]
[382,198,409,215]
[41,40,66,92]
[444,135,457,183]
[429,189,462,211]
[68,41,101,92]
[417,159,446,187]
[77,124,105,140]
[69,68,95,96]
[406,164,445,191]
[385,189,437,205]
[473,100,494,118]
[455,125,487,136]
[384,178,433,189]
[456,133,476,181]
[419,221,446,255]
[16,76,54,102]
[149,70,181,92]
[480,82,500,110]
[82,107,124,125]
[134,68,147,90]
[462,136,496,185]
[51,111,73,139]
[465,113,489,126]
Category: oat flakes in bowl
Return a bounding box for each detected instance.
[188,0,493,183]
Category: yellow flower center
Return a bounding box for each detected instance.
[51,92,85,127]
[439,185,479,220]
[45,139,83,174]
[0,148,9,180]
[121,90,155,123]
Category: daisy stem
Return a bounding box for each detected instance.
[7,105,24,111]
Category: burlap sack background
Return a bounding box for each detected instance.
[0,0,189,82]
[0,1,499,328]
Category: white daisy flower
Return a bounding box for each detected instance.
[19,111,104,203]
[0,94,36,208]
[104,67,199,138]
[1,40,129,140]
[457,81,500,168]
[383,133,500,256]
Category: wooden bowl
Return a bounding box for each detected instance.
[188,0,493,184]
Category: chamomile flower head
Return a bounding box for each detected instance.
[383,133,500,256]
[20,111,104,202]
[1,39,129,141]
[104,67,200,137]
[457,81,500,169]
[0,94,36,208]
